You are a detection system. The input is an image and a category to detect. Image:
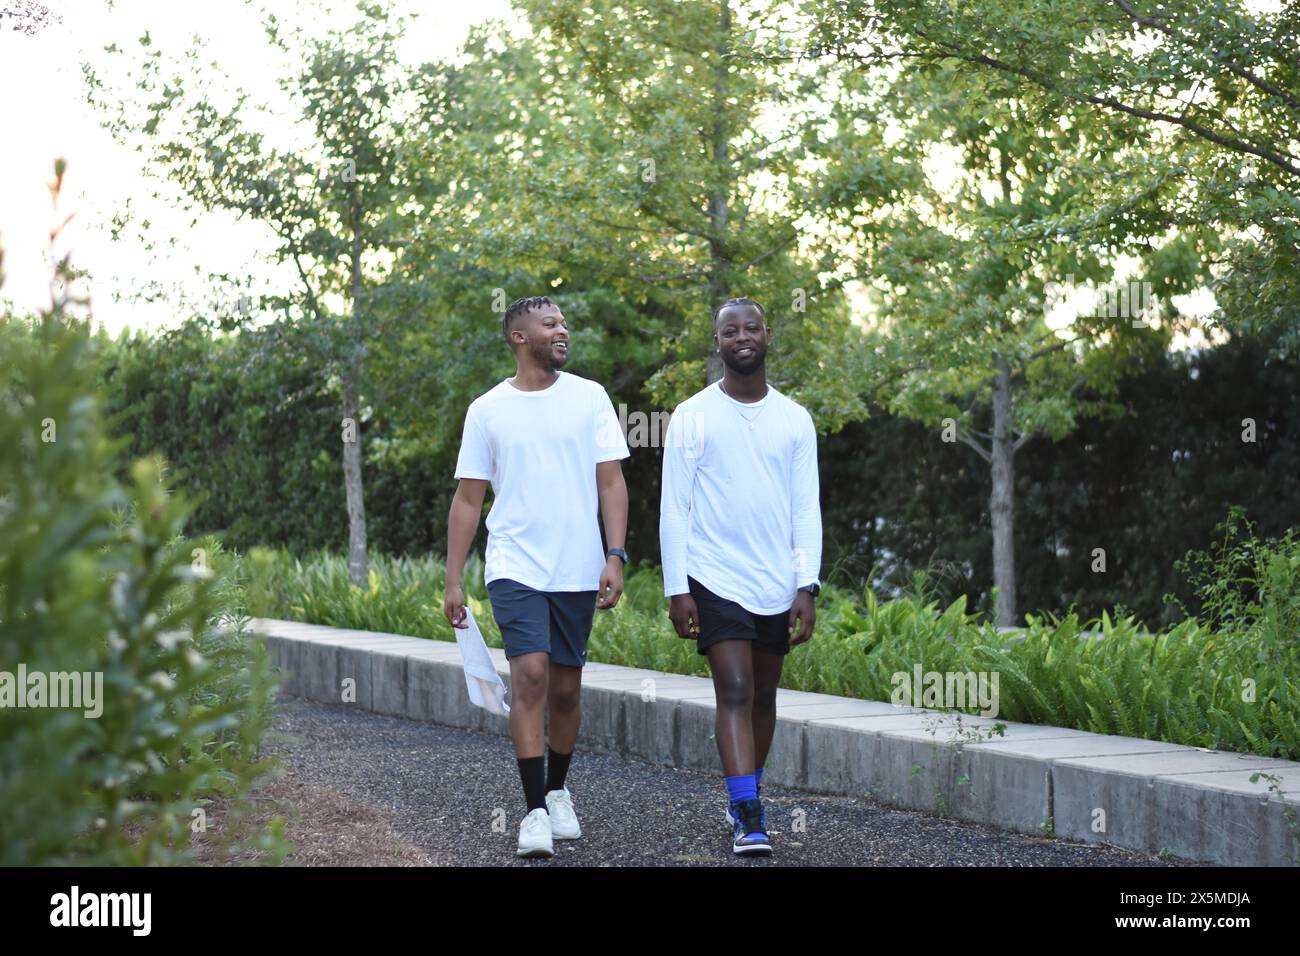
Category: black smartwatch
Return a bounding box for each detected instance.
[606,548,629,564]
[798,582,820,597]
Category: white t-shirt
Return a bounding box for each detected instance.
[454,371,630,591]
[659,380,822,615]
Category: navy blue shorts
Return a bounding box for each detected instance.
[688,577,791,657]
[486,579,598,668]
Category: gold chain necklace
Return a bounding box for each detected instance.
[720,381,768,431]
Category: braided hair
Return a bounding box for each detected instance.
[713,296,766,326]
[502,295,554,340]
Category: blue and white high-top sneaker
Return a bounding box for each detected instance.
[731,798,772,856]
[725,786,763,828]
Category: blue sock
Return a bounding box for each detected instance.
[726,774,766,838]
[725,774,758,805]
[725,768,764,798]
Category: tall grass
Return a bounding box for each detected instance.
[240,518,1300,760]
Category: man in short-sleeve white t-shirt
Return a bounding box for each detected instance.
[454,371,628,590]
[444,295,630,860]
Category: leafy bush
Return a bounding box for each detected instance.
[0,224,282,864]
[242,529,1300,759]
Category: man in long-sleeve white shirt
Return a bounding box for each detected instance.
[659,296,822,857]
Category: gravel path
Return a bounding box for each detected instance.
[265,697,1194,867]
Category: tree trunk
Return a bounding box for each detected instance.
[989,352,1016,627]
[343,194,369,586]
[342,365,368,586]
[705,0,732,386]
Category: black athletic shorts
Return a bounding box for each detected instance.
[486,578,597,668]
[687,576,791,657]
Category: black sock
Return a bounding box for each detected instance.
[517,756,546,812]
[545,747,573,793]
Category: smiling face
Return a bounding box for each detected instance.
[714,302,771,374]
[509,302,570,370]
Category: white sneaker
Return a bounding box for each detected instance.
[545,788,582,840]
[517,807,554,858]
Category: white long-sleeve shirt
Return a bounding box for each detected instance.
[659,380,822,615]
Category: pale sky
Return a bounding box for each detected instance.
[1,0,1220,341]
[0,0,515,337]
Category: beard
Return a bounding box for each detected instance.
[720,344,766,375]
[529,338,569,371]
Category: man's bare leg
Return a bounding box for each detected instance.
[705,640,756,776]
[751,648,785,773]
[546,661,583,756]
[508,652,550,758]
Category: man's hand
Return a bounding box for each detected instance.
[597,558,624,609]
[444,478,487,630]
[444,582,468,629]
[669,594,701,640]
[788,590,816,646]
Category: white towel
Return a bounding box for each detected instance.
[454,606,510,715]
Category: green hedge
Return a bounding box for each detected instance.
[98,319,1300,628]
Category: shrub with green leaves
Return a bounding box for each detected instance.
[0,241,281,864]
[243,528,1299,759]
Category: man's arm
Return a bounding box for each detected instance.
[788,413,822,646]
[444,478,488,628]
[660,408,701,639]
[596,460,628,609]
